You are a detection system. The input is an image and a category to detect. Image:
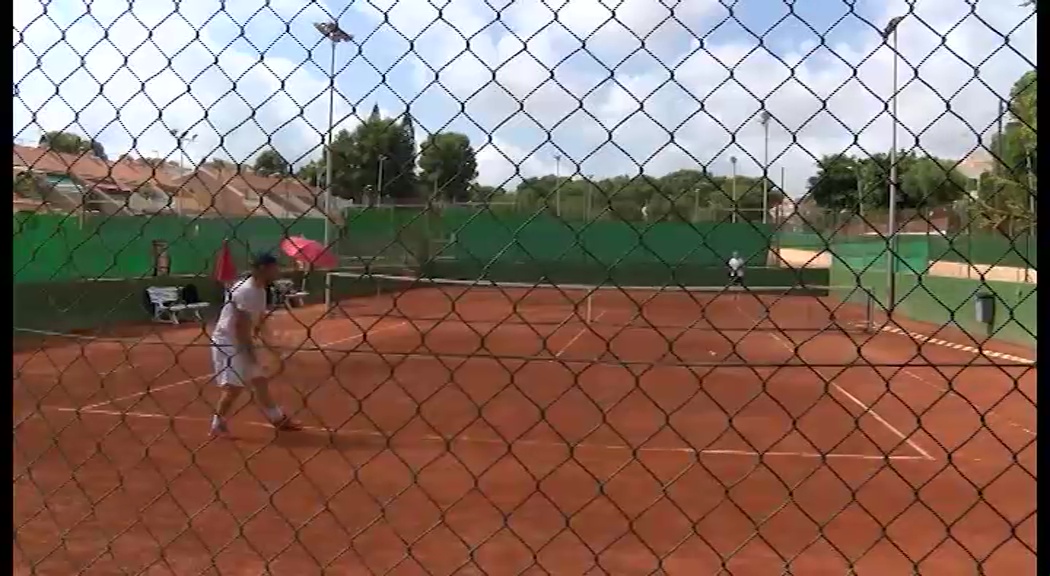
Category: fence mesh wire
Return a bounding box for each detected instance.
[13,0,1036,574]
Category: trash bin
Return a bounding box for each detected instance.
[975,292,995,325]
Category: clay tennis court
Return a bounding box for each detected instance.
[13,284,1036,575]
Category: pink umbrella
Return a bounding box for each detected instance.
[280,236,337,269]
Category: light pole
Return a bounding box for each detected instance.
[314,20,353,249]
[169,129,197,174]
[730,155,738,224]
[883,15,904,316]
[376,154,386,205]
[169,129,197,216]
[554,154,562,217]
[853,164,864,219]
[779,166,786,226]
[760,110,771,224]
[1025,148,1035,283]
[585,179,593,221]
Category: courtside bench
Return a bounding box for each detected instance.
[145,286,210,324]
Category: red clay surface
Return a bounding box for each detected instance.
[13,287,1036,575]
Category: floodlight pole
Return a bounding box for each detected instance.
[760,111,771,224]
[1026,148,1035,283]
[884,15,904,317]
[169,129,197,216]
[377,155,386,206]
[730,156,738,224]
[315,21,353,250]
[854,164,864,219]
[554,154,562,217]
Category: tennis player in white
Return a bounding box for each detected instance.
[728,251,745,286]
[210,252,301,438]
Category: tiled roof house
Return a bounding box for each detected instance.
[13,145,329,220]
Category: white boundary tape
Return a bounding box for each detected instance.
[879,325,1035,365]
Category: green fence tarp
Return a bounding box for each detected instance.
[830,258,1036,348]
[15,211,775,282]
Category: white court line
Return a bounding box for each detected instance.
[15,358,141,380]
[77,320,412,411]
[737,304,937,462]
[42,406,929,462]
[290,320,410,350]
[78,373,215,411]
[825,381,935,461]
[554,311,607,358]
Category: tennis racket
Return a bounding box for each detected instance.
[255,327,301,379]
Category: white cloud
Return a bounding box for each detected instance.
[14,0,346,167]
[14,0,1036,195]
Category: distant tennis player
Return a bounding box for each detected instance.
[209,252,301,438]
[727,251,745,286]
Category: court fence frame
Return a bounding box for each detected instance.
[13,1,1037,574]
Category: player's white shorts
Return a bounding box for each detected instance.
[211,343,259,387]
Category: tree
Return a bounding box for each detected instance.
[14,172,40,197]
[470,184,504,201]
[899,156,969,207]
[703,174,781,223]
[203,158,235,171]
[39,131,106,160]
[807,151,966,212]
[504,167,785,224]
[418,132,478,202]
[976,70,1037,233]
[329,109,418,202]
[806,154,863,210]
[295,160,324,186]
[252,149,290,176]
[89,140,108,161]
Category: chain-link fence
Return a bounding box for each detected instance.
[13,0,1036,574]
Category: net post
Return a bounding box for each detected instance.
[324,271,332,315]
[586,293,593,324]
[864,288,874,333]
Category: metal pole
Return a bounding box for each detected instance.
[554,154,562,218]
[776,165,785,226]
[1026,150,1035,282]
[855,165,864,220]
[996,99,1005,175]
[315,21,352,243]
[730,157,738,224]
[692,187,699,223]
[324,41,335,250]
[886,26,900,317]
[761,112,770,224]
[376,156,385,205]
[176,145,184,217]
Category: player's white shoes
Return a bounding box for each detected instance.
[209,419,233,439]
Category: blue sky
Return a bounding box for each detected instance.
[13,0,1037,195]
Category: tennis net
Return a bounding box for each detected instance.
[324,271,875,332]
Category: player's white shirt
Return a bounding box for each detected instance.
[728,257,745,276]
[212,276,267,346]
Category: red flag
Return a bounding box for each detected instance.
[213,240,238,284]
